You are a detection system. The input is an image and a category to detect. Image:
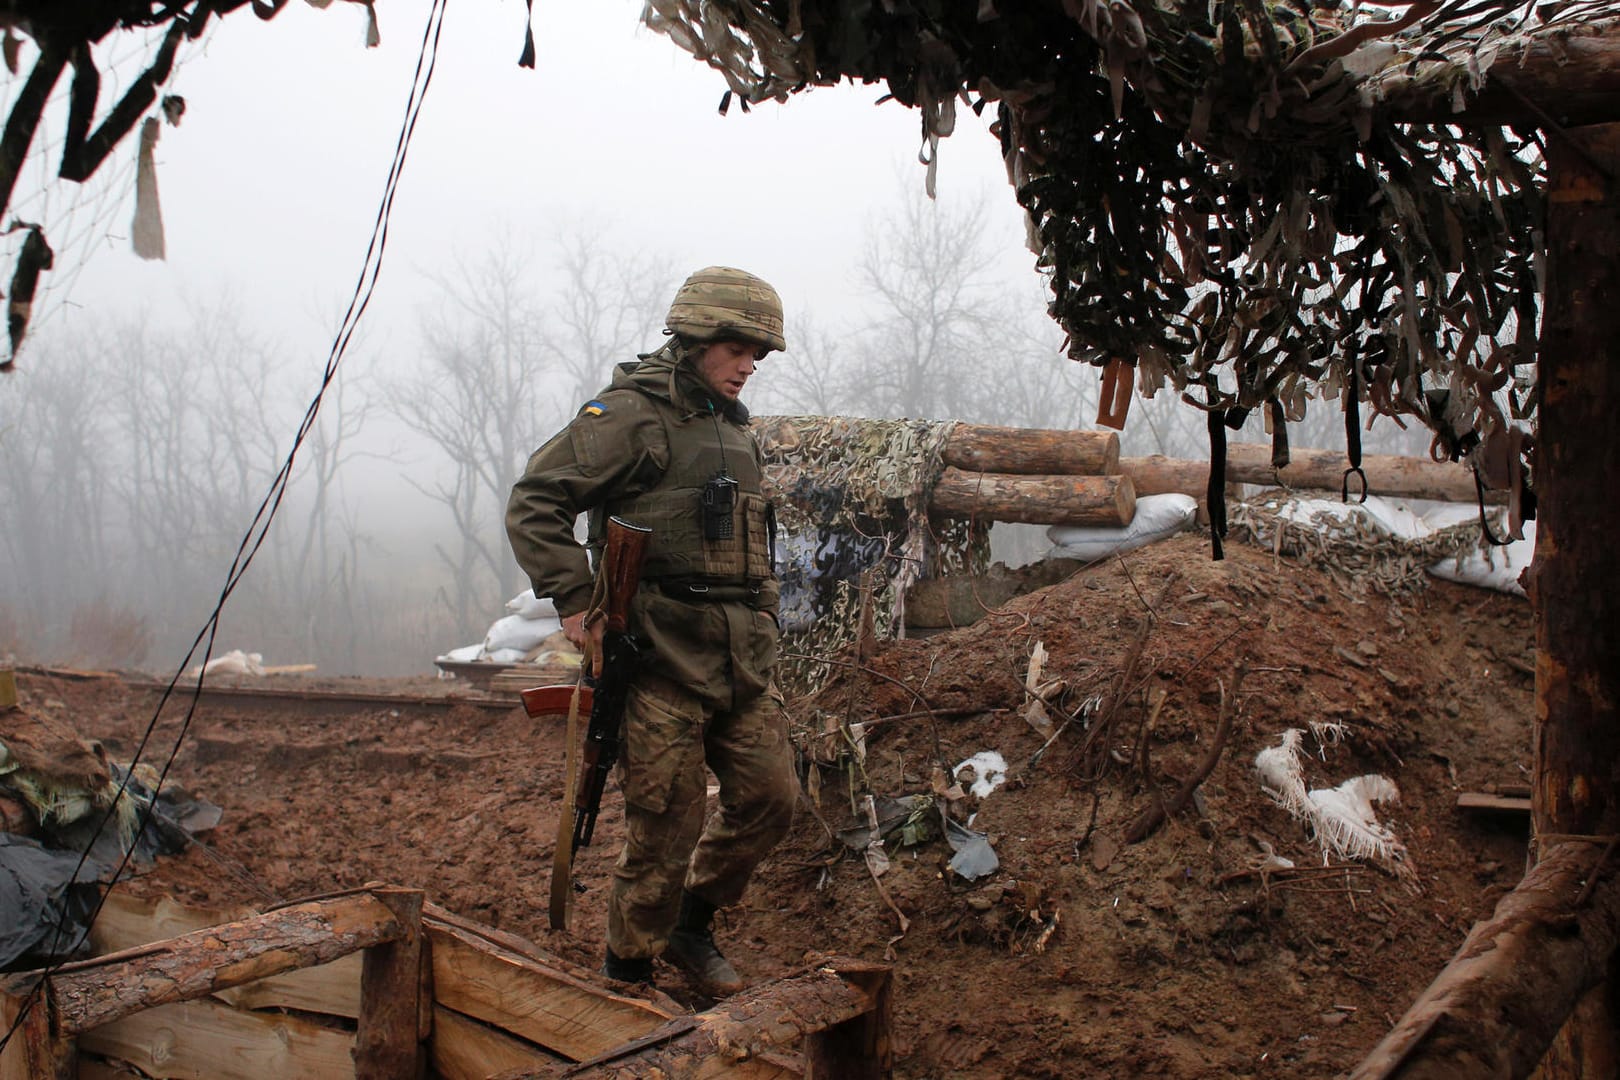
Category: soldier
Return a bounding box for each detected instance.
[506,267,797,994]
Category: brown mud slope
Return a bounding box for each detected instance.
[18,532,1534,1078]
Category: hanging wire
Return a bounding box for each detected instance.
[0,0,451,1055]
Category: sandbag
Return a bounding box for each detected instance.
[1428,519,1534,597]
[484,613,561,655]
[1045,493,1197,561]
[505,588,557,621]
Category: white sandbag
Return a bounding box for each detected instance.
[1428,519,1534,596]
[485,647,528,664]
[194,649,264,678]
[436,643,484,664]
[505,588,556,621]
[1045,493,1198,561]
[484,613,562,655]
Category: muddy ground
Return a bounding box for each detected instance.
[11,531,1536,1078]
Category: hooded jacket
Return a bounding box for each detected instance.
[506,341,778,711]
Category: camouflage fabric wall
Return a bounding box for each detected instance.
[755,415,989,695]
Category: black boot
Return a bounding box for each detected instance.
[602,946,654,985]
[665,891,743,996]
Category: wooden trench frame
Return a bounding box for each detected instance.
[0,885,892,1079]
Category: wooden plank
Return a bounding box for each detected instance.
[13,891,404,1035]
[804,960,891,1080]
[78,997,355,1080]
[426,920,671,1061]
[555,964,871,1079]
[356,886,426,1080]
[1456,793,1532,814]
[432,1006,562,1080]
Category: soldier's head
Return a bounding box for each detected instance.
[665,266,786,403]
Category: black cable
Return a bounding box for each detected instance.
[0,0,449,1054]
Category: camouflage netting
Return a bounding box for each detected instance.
[1230,487,1507,597]
[645,2,1619,505]
[754,415,989,695]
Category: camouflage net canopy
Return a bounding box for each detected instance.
[644,1,1620,491]
[755,415,988,694]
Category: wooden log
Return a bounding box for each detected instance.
[1120,444,1498,505]
[519,961,882,1080]
[4,890,405,1036]
[0,984,73,1080]
[930,469,1135,526]
[1374,17,1620,129]
[940,423,1119,476]
[1349,841,1620,1080]
[1529,119,1620,1079]
[355,886,426,1080]
[77,997,355,1080]
[89,887,363,1018]
[424,915,671,1061]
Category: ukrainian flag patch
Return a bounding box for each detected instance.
[582,400,606,417]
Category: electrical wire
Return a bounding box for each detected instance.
[0,0,450,1055]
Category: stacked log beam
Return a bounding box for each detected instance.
[930,423,1134,527]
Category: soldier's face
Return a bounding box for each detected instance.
[694,340,762,402]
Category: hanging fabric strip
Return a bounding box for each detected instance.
[1207,407,1228,562]
[518,0,536,68]
[1342,362,1368,504]
[1267,397,1289,471]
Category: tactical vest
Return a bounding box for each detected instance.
[590,395,773,588]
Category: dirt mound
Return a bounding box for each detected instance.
[10,532,1535,1077]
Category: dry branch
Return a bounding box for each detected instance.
[1125,665,1244,844]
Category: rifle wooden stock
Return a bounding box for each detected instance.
[600,517,651,634]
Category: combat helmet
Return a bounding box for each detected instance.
[665,266,787,354]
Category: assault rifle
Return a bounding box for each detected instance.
[520,516,651,929]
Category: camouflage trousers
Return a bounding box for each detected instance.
[607,672,796,960]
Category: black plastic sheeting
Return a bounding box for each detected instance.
[0,833,106,968]
[0,770,220,970]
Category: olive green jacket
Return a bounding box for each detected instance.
[505,343,779,711]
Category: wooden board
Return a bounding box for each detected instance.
[431,1005,564,1080]
[78,998,355,1080]
[427,921,671,1062]
[1457,792,1533,814]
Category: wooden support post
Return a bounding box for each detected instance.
[1527,119,1620,1080]
[1351,120,1620,1080]
[2,890,406,1037]
[0,983,74,1080]
[355,885,427,1080]
[930,469,1135,526]
[803,959,892,1080]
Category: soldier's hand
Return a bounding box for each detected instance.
[562,611,605,677]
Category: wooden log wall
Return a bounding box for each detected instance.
[1,887,893,1080]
